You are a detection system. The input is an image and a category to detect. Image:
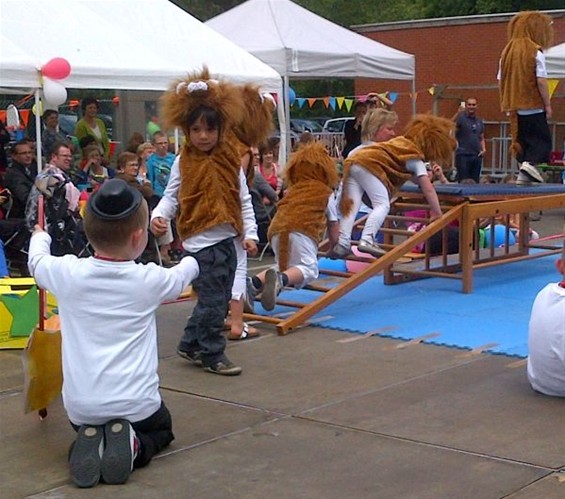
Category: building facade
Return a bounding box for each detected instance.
[352,10,565,172]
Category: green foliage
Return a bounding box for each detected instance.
[173,0,564,24]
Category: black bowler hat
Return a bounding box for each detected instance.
[87,179,142,220]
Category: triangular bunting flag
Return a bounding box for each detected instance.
[388,92,399,104]
[428,87,435,96]
[344,98,354,112]
[548,79,560,99]
[322,97,330,108]
[307,98,317,108]
[19,110,30,127]
[329,97,336,111]
[297,98,306,109]
[336,97,345,110]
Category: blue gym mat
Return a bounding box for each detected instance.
[257,255,559,358]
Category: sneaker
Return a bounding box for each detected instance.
[357,240,387,257]
[242,277,256,314]
[519,162,544,183]
[327,243,352,259]
[100,419,138,485]
[203,358,242,376]
[260,268,283,311]
[69,425,104,488]
[177,347,203,367]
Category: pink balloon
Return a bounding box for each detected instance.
[42,57,71,80]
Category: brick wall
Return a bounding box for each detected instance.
[353,11,565,154]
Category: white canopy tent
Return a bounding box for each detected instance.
[0,0,282,91]
[546,43,565,79]
[1,0,283,165]
[207,0,416,157]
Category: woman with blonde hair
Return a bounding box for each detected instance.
[136,142,155,183]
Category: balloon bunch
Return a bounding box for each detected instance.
[40,57,71,108]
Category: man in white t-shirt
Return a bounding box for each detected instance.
[527,233,565,397]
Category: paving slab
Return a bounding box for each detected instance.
[157,304,483,414]
[27,418,551,499]
[0,288,563,497]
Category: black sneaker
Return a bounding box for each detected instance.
[177,348,203,367]
[100,419,138,485]
[69,425,104,488]
[203,358,242,376]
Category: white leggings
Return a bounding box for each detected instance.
[231,240,247,301]
[338,165,390,247]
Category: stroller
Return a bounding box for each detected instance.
[26,172,90,257]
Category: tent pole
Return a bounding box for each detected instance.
[411,78,416,116]
[35,88,42,171]
[282,75,291,168]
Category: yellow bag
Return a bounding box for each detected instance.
[22,309,63,415]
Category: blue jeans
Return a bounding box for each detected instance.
[456,154,482,183]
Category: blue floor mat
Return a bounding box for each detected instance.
[257,255,558,358]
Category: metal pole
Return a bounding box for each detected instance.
[35,88,43,171]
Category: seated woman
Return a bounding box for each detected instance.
[258,138,282,198]
[76,145,111,190]
[115,152,162,264]
[114,152,157,204]
[136,142,155,185]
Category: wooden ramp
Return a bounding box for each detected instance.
[245,199,465,335]
[244,188,565,335]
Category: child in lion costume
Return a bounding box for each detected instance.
[248,141,340,312]
[331,114,456,258]
[499,10,554,184]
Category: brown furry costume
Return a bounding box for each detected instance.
[159,68,245,239]
[267,142,339,271]
[499,11,554,158]
[232,84,276,187]
[340,115,455,217]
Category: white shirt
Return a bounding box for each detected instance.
[28,231,199,425]
[151,156,258,253]
[497,50,547,115]
[527,282,565,397]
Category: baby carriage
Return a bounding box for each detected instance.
[26,171,90,257]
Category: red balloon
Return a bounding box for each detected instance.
[42,57,71,80]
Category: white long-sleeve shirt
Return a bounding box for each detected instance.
[151,156,258,253]
[28,231,199,425]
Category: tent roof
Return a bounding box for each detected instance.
[206,0,415,80]
[0,0,281,92]
[546,43,565,79]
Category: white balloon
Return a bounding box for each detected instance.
[43,77,67,106]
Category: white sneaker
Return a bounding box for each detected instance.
[519,162,544,183]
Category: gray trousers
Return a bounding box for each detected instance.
[179,238,236,366]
